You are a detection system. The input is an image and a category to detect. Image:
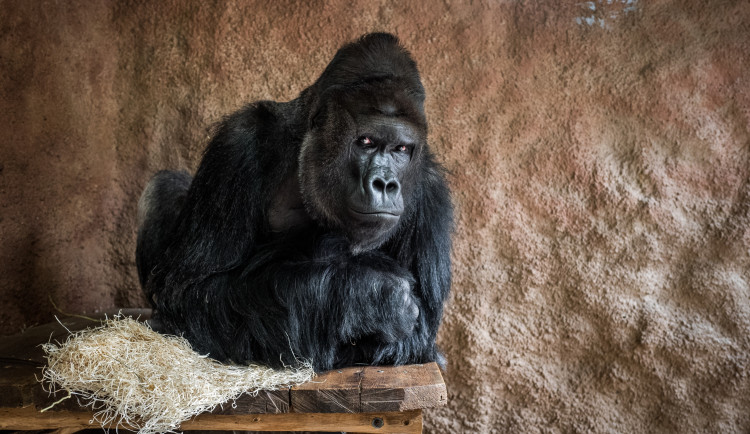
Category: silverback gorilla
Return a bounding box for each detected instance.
[136,33,452,372]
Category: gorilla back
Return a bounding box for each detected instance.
[136,33,453,372]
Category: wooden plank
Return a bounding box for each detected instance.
[0,317,98,366]
[291,366,364,413]
[214,388,290,414]
[0,406,423,433]
[360,363,447,412]
[0,309,152,366]
[187,409,422,433]
[3,360,447,414]
[1,361,97,412]
[50,428,83,434]
[0,364,40,408]
[0,309,153,411]
[1,356,292,415]
[263,388,292,413]
[1,310,447,423]
[0,363,86,411]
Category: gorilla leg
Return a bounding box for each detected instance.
[136,170,192,289]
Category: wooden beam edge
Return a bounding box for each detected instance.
[0,406,423,433]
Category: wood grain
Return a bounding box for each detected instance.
[0,308,152,366]
[0,406,424,433]
[291,365,364,413]
[215,389,291,414]
[360,363,447,412]
[0,309,152,410]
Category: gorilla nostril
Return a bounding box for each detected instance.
[369,175,400,198]
[372,178,387,193]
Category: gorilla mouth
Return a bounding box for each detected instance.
[350,209,401,216]
[348,208,402,220]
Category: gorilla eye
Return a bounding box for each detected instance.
[358,136,377,149]
[396,145,408,152]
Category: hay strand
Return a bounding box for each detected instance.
[41,315,314,434]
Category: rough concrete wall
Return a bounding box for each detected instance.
[1,1,749,432]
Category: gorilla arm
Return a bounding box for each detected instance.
[227,233,421,372]
[145,102,296,360]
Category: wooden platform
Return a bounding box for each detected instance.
[0,309,447,433]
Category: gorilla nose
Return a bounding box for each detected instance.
[366,172,401,204]
[371,176,400,196]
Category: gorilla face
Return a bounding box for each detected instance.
[298,84,426,251]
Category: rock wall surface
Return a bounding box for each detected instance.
[1,1,749,432]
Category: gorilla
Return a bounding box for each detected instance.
[136,33,452,372]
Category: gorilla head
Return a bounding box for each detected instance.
[297,34,429,251]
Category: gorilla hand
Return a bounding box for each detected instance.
[371,268,420,342]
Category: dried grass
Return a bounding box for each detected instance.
[41,315,314,434]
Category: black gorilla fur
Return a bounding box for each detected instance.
[136,33,452,372]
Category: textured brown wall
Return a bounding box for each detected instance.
[2,1,750,432]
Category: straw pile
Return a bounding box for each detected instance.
[41,316,314,434]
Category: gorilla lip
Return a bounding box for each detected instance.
[348,208,402,218]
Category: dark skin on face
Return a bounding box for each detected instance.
[276,96,425,251]
[346,114,420,225]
